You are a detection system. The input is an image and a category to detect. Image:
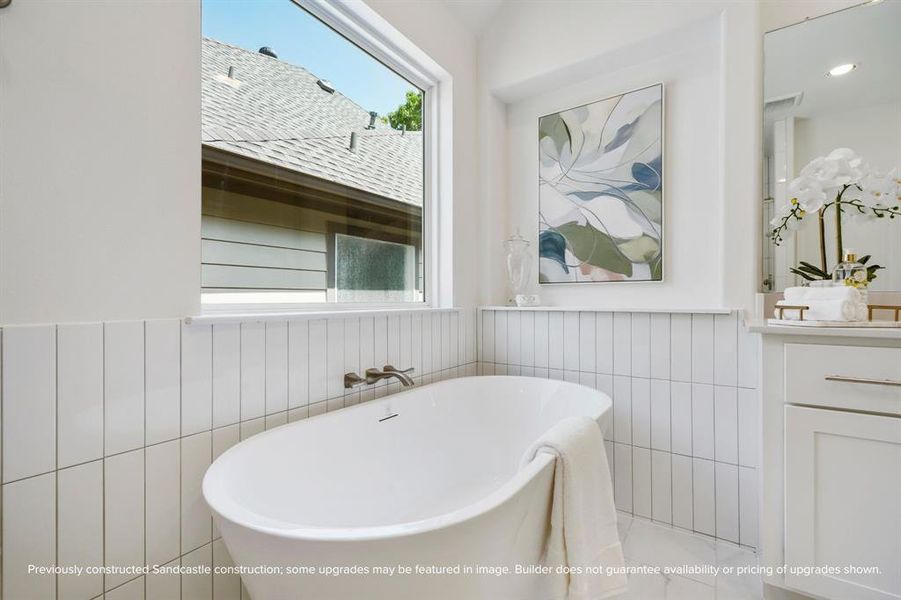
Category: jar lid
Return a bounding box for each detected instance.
[504,228,530,247]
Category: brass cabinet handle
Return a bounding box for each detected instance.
[825,375,901,387]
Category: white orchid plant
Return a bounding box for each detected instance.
[771,148,901,282]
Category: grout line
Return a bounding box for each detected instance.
[101,323,107,596]
[211,324,216,445]
[178,322,184,597]
[0,329,3,600]
[669,315,675,526]
[263,322,268,417]
[54,325,59,597]
[688,314,695,532]
[141,321,148,599]
[238,323,244,428]
[627,313,635,515]
[208,324,216,591]
[734,316,743,546]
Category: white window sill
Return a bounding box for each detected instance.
[186,304,458,325]
[478,305,735,315]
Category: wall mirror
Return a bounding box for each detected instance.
[762,0,901,292]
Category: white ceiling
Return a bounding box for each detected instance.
[764,1,901,121]
[441,0,506,34]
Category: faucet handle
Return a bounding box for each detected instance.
[383,365,414,375]
[344,372,366,389]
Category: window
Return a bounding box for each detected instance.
[334,234,418,302]
[200,0,429,308]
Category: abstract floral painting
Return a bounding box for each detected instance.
[539,83,663,283]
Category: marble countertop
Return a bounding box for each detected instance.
[749,320,901,339]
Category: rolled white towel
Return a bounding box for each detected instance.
[775,299,867,322]
[783,285,862,304]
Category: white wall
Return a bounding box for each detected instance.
[0,0,480,325]
[759,0,860,32]
[504,16,723,308]
[0,0,201,324]
[476,1,760,311]
[795,102,901,172]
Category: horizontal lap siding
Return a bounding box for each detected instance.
[202,239,326,271]
[201,215,327,292]
[201,264,326,290]
[202,215,326,251]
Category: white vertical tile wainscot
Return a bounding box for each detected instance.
[478,307,759,549]
[0,308,477,599]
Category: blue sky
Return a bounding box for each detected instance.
[202,0,417,116]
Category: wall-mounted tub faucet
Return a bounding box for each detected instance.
[344,365,415,389]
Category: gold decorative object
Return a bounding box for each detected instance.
[867,304,901,322]
[776,304,810,320]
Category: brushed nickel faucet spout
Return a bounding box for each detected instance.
[380,365,415,387]
[344,365,415,388]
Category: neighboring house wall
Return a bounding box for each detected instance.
[201,186,422,297]
[201,215,329,298]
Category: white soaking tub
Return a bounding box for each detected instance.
[203,376,613,600]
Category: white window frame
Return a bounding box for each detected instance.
[200,0,453,315]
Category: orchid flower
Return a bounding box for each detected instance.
[858,169,898,209]
[770,148,900,280]
[787,175,826,213]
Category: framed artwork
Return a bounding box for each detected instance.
[538,83,664,283]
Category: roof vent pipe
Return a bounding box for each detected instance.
[367,111,378,129]
[258,46,278,58]
[227,66,236,79]
[401,124,406,136]
[349,131,358,152]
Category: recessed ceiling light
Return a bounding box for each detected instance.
[827,63,856,77]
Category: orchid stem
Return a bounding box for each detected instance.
[835,186,845,265]
[818,208,827,275]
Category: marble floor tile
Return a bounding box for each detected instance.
[616,516,763,599]
[621,517,719,585]
[714,541,762,600]
[619,559,715,600]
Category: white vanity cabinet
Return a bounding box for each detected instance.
[785,406,901,600]
[758,329,901,600]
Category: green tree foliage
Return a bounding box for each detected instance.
[382,90,422,131]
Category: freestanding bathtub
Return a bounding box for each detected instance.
[203,376,613,600]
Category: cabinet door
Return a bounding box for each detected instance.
[785,406,901,600]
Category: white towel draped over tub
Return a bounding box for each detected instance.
[520,416,627,600]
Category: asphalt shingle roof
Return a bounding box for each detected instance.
[202,37,423,207]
